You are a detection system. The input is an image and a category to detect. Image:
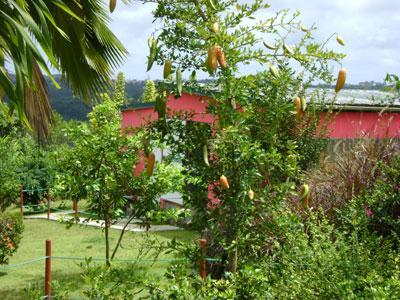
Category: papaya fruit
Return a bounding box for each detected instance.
[216,46,227,69]
[109,0,117,13]
[220,175,229,190]
[146,152,156,176]
[336,34,345,46]
[207,46,218,72]
[335,68,347,93]
[210,22,219,33]
[203,144,210,167]
[248,189,255,200]
[163,60,172,79]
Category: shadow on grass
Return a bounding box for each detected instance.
[0,269,85,300]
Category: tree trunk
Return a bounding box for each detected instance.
[111,214,136,260]
[104,215,110,266]
[228,244,238,273]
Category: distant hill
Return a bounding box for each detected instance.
[45,76,146,120]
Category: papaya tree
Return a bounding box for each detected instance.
[146,0,345,273]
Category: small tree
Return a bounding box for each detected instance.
[142,80,158,103]
[58,77,143,262]
[57,75,183,262]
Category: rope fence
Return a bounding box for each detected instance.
[1,239,222,299]
[0,255,221,271]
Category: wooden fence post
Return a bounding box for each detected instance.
[199,238,207,279]
[73,200,78,224]
[47,188,51,220]
[20,185,24,217]
[45,239,52,299]
[160,198,164,210]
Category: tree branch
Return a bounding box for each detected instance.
[192,0,208,22]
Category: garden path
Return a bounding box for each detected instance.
[24,211,181,232]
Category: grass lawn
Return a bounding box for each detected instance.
[0,219,197,299]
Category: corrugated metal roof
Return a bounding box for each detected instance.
[313,89,400,109]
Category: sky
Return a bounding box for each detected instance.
[109,0,400,84]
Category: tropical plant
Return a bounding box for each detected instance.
[0,0,127,140]
[147,0,344,273]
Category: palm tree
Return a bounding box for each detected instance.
[0,0,127,140]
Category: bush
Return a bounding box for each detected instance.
[339,155,400,243]
[295,139,400,219]
[364,156,400,239]
[148,214,400,299]
[0,213,24,265]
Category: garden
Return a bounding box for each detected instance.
[1,0,400,299]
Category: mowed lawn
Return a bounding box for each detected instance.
[0,219,197,299]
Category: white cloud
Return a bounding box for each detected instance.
[109,0,400,83]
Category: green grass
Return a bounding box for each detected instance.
[0,219,197,299]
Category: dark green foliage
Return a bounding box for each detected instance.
[0,136,22,211]
[148,214,400,299]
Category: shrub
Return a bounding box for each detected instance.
[148,214,400,299]
[339,155,400,243]
[294,139,400,219]
[0,213,24,265]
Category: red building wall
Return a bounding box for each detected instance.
[323,111,400,139]
[122,92,400,139]
[122,93,213,129]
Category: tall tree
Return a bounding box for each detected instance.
[0,0,128,141]
[147,0,345,273]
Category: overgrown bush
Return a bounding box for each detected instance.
[80,259,149,299]
[339,155,400,243]
[295,139,400,219]
[0,213,24,265]
[148,214,400,299]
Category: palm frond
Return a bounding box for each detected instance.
[0,0,128,141]
[23,59,53,142]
